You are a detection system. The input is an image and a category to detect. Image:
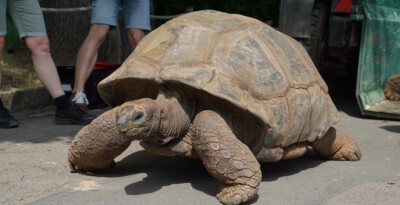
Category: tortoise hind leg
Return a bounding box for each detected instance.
[311,127,361,161]
[190,110,261,205]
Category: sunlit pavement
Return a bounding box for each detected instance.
[0,97,399,205]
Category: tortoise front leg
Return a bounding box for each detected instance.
[311,127,361,161]
[68,108,132,172]
[190,110,261,205]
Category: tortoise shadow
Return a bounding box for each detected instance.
[379,125,400,134]
[93,149,324,200]
[260,149,324,182]
[100,151,219,196]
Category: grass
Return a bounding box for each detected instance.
[0,54,42,92]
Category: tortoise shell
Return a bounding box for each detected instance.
[98,10,339,162]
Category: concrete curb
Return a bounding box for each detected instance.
[0,86,53,112]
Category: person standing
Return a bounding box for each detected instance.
[71,0,151,108]
[0,0,96,128]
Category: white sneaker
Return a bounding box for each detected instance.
[71,92,89,108]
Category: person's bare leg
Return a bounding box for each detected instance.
[24,36,64,98]
[73,24,110,93]
[127,28,145,50]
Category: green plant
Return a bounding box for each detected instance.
[3,15,19,57]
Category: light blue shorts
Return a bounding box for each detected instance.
[91,0,151,31]
[0,0,47,38]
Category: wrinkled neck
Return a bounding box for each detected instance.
[148,89,194,145]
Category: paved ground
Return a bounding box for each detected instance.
[0,97,399,205]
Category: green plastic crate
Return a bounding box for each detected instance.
[356,0,400,119]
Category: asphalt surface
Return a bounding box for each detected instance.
[0,97,399,205]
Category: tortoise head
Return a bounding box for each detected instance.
[116,99,161,142]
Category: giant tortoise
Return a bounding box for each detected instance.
[68,10,361,205]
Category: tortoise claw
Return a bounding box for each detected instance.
[68,158,116,174]
[68,159,78,173]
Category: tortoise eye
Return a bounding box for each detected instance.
[133,112,143,121]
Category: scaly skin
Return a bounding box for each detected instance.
[311,127,361,161]
[190,110,261,205]
[68,93,360,204]
[384,72,400,101]
[140,134,196,157]
[68,108,132,172]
